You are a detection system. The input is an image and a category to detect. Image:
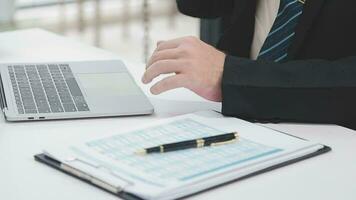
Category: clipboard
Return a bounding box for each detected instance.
[35,145,331,200]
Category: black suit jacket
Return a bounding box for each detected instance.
[176,0,356,129]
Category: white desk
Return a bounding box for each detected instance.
[0,29,355,200]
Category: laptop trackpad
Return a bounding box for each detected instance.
[77,73,141,97]
[76,73,151,113]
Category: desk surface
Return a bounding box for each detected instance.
[0,29,355,200]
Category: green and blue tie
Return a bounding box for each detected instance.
[258,0,305,62]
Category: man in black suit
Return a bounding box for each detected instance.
[142,0,356,129]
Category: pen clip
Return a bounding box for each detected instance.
[210,139,238,147]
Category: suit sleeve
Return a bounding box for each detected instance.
[221,55,356,128]
[176,0,234,18]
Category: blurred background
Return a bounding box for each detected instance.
[0,0,200,63]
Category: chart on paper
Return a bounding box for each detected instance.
[84,119,283,182]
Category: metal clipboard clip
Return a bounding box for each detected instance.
[62,156,133,194]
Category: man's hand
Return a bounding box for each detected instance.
[142,36,226,102]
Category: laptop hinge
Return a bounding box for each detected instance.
[0,73,8,111]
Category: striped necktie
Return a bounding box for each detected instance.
[258,0,305,62]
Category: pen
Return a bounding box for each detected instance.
[136,132,239,155]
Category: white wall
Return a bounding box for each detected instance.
[0,0,15,23]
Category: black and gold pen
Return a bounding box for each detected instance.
[136,132,239,155]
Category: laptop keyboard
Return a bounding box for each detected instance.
[8,64,90,114]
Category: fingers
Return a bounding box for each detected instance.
[147,37,197,69]
[142,60,184,84]
[156,40,165,47]
[155,37,187,51]
[147,48,181,68]
[150,74,187,95]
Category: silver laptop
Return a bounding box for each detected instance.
[0,60,154,121]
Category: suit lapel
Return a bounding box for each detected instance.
[287,0,326,59]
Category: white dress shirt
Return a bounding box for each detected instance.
[250,0,280,60]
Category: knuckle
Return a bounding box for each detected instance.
[155,59,167,68]
[183,59,194,67]
[177,48,187,56]
[151,60,168,74]
[149,60,164,72]
[192,73,201,82]
[182,36,193,43]
[182,36,190,41]
[187,36,197,41]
